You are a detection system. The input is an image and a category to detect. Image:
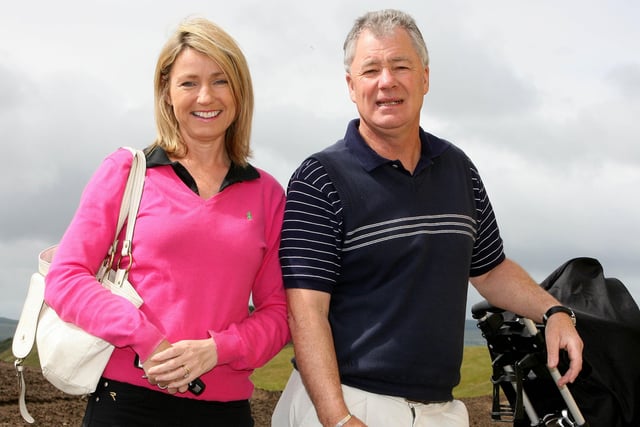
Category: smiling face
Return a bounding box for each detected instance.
[346,28,429,138]
[167,47,237,148]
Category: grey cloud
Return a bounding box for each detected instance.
[1,0,638,320]
[0,64,27,111]
[607,62,640,99]
[427,34,538,119]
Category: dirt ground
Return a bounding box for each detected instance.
[0,361,501,426]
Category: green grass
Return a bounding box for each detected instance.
[454,346,493,398]
[0,338,40,366]
[251,344,294,391]
[0,338,12,357]
[251,344,493,398]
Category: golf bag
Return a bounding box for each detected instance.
[471,257,640,427]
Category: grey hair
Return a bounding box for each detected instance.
[343,9,429,73]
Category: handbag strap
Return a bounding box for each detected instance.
[108,148,146,287]
[115,147,147,243]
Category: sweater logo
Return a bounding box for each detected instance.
[246,211,253,220]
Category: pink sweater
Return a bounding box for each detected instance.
[45,148,290,401]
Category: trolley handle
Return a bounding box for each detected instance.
[471,300,505,319]
[522,318,588,426]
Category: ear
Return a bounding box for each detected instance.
[162,85,172,106]
[423,66,430,95]
[346,73,356,103]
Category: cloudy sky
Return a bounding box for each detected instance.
[1,0,638,320]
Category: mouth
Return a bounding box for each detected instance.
[376,100,403,107]
[192,111,221,118]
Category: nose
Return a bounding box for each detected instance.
[379,67,397,88]
[197,85,213,104]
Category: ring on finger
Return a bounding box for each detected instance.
[158,384,168,390]
[182,365,190,379]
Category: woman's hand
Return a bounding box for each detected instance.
[142,340,174,390]
[145,338,218,394]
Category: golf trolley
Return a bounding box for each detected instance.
[471,257,640,427]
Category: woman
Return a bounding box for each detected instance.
[45,17,289,426]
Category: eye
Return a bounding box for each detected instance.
[394,62,411,71]
[179,81,196,88]
[213,79,229,86]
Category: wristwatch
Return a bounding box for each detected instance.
[543,305,576,326]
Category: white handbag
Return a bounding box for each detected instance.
[12,147,146,424]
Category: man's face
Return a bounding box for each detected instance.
[346,28,429,136]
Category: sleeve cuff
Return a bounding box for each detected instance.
[209,329,242,365]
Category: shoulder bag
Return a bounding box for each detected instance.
[11,147,146,423]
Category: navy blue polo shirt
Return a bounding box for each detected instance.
[280,119,505,401]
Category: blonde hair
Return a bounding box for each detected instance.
[152,17,254,165]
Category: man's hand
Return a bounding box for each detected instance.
[544,313,583,386]
[471,259,584,387]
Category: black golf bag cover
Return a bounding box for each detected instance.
[541,257,640,427]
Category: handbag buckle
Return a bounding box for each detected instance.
[117,240,133,273]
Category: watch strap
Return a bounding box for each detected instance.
[543,305,576,326]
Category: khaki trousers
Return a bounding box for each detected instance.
[271,370,469,427]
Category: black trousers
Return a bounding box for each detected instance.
[82,377,254,427]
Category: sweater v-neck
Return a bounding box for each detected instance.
[144,145,260,197]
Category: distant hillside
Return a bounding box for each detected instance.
[0,320,487,368]
[0,317,486,353]
[464,319,485,346]
[0,338,11,357]
[0,317,17,342]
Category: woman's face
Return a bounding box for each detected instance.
[167,47,236,148]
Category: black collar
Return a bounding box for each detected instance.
[144,145,260,193]
[343,119,451,175]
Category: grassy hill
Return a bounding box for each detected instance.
[0,338,11,356]
[1,342,493,397]
[0,317,17,342]
[1,317,493,398]
[0,318,487,346]
[250,344,492,398]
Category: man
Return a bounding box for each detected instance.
[272,9,583,427]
